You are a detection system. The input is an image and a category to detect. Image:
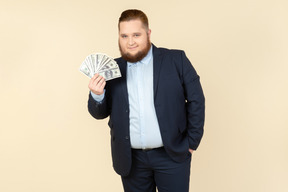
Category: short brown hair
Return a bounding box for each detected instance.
[118,9,149,30]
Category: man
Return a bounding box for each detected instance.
[87,9,205,192]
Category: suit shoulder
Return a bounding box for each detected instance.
[157,47,185,57]
[114,57,127,68]
[114,57,124,63]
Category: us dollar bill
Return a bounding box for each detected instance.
[98,68,121,81]
[79,53,122,81]
[79,62,93,78]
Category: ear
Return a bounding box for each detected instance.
[147,29,151,38]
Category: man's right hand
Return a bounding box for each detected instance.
[88,73,106,95]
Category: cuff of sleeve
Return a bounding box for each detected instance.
[90,89,105,102]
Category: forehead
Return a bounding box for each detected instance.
[119,19,146,33]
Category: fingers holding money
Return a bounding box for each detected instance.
[88,73,106,95]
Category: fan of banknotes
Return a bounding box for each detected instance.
[79,53,121,81]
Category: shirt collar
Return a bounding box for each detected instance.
[128,45,153,67]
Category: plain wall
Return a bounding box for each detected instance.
[1,0,287,191]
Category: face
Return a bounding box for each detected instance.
[118,19,151,63]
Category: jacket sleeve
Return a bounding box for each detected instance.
[181,51,205,150]
[87,92,110,119]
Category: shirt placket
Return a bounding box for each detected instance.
[137,62,146,148]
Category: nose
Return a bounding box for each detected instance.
[128,37,135,46]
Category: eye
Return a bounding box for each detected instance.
[121,35,127,38]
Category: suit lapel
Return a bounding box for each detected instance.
[117,58,129,105]
[152,44,163,99]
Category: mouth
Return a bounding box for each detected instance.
[128,46,138,50]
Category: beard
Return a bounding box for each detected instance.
[119,39,151,63]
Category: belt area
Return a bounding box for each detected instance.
[132,147,164,152]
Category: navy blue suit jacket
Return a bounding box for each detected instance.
[88,44,205,176]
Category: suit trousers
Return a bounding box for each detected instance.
[121,147,191,192]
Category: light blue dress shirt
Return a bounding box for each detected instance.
[91,46,163,149]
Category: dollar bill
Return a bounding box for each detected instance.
[79,53,121,81]
[98,68,122,81]
[79,62,93,78]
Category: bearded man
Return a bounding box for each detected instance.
[87,9,205,192]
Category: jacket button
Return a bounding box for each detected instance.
[125,136,129,140]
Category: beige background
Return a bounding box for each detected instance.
[1,0,287,191]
